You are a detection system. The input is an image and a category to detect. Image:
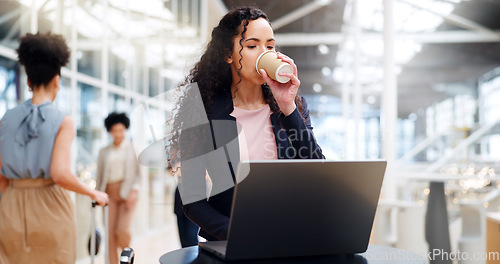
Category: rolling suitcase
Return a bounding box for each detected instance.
[120,247,135,264]
[90,201,109,264]
[90,201,136,264]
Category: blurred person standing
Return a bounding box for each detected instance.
[0,32,109,264]
[96,112,142,264]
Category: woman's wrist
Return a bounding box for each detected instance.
[279,102,296,117]
[89,189,98,200]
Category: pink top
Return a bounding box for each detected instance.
[230,105,278,161]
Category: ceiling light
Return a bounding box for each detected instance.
[321,67,332,77]
[313,83,323,93]
[317,0,332,6]
[317,44,330,55]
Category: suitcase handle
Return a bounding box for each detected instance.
[92,201,109,207]
[91,200,110,264]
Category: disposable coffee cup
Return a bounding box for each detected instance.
[256,51,293,83]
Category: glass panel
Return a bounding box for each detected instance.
[398,118,415,159]
[0,58,19,115]
[148,167,174,230]
[75,82,103,171]
[479,69,500,160]
[134,64,145,95]
[149,68,159,97]
[366,117,381,159]
[0,0,21,50]
[109,52,127,87]
[304,94,383,160]
[77,50,102,79]
[191,0,200,30]
[108,93,128,112]
[54,76,71,115]
[146,106,171,229]
[22,73,30,102]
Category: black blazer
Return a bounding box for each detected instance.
[179,87,324,241]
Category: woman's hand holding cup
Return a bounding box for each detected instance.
[257,51,300,116]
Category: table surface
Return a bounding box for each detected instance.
[159,245,426,264]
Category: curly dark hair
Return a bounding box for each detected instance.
[182,5,303,117]
[168,6,304,168]
[104,112,130,132]
[16,32,70,88]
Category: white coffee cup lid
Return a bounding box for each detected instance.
[275,63,293,83]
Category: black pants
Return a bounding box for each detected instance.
[175,188,199,247]
[176,212,199,247]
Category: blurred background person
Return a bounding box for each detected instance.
[96,112,142,264]
[0,32,108,264]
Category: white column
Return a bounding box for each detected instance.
[382,0,397,200]
[182,0,188,27]
[172,0,178,26]
[124,0,132,105]
[341,69,350,160]
[30,0,38,33]
[54,0,63,34]
[352,0,362,159]
[192,0,198,31]
[101,0,109,144]
[341,0,354,160]
[200,0,208,43]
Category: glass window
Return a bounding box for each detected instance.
[454,94,475,129]
[54,77,72,115]
[145,106,171,229]
[75,82,103,172]
[148,167,173,230]
[435,98,453,133]
[0,59,19,115]
[478,69,500,161]
[108,93,128,113]
[109,52,127,87]
[426,106,435,136]
[134,64,145,95]
[21,73,30,103]
[77,50,102,79]
[366,117,381,159]
[480,74,500,124]
[398,118,415,159]
[149,68,159,97]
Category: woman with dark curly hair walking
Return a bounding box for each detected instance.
[0,32,109,264]
[170,6,324,242]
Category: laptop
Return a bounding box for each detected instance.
[198,160,387,261]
